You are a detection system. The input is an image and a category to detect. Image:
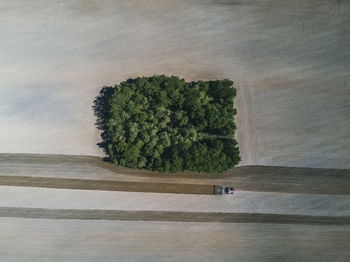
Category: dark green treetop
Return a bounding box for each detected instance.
[93,75,240,173]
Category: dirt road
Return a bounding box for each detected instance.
[1,207,349,225]
[0,176,215,194]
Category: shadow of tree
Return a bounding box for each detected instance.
[93,86,115,161]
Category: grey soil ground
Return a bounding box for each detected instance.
[0,0,349,169]
[0,176,215,195]
[1,185,349,217]
[0,154,349,261]
[1,218,349,262]
[1,0,350,261]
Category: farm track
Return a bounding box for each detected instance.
[1,154,349,195]
[0,176,214,195]
[1,207,349,225]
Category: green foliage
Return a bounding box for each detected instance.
[93,75,240,173]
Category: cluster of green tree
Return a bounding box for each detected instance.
[93,75,240,173]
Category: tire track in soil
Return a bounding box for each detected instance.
[234,81,244,163]
[195,0,244,6]
[101,0,147,17]
[225,193,258,212]
[244,81,258,164]
[208,0,313,45]
[307,197,336,216]
[195,0,244,23]
[24,0,59,13]
[235,81,257,165]
[168,0,219,79]
[239,197,259,212]
[260,194,301,212]
[308,198,350,217]
[169,0,208,36]
[118,0,146,12]
[289,15,313,42]
[263,150,350,160]
[328,0,342,19]
[246,15,313,44]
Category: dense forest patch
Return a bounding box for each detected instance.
[93,75,240,173]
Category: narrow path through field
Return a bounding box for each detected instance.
[1,154,350,195]
[0,176,214,194]
[0,207,349,225]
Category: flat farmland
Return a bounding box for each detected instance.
[0,186,349,217]
[0,154,349,262]
[0,0,349,168]
[1,1,350,260]
[1,154,349,194]
[0,218,349,262]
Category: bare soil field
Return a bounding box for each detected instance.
[1,154,349,194]
[1,207,350,225]
[0,0,349,168]
[1,1,349,259]
[0,186,349,217]
[0,218,349,262]
[0,176,215,195]
[0,154,349,261]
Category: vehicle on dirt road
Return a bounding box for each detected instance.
[214,185,235,195]
[224,187,235,195]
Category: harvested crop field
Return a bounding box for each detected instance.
[0,154,349,261]
[1,154,349,194]
[0,0,349,168]
[1,1,350,260]
[0,186,350,217]
[1,218,349,262]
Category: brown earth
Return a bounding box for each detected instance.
[1,154,349,194]
[1,207,349,225]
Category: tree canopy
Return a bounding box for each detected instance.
[93,75,240,173]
